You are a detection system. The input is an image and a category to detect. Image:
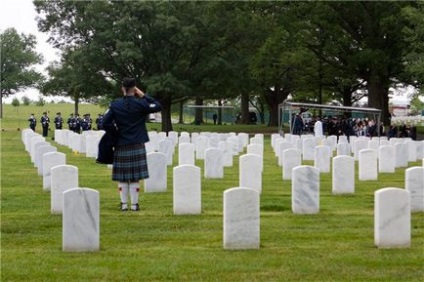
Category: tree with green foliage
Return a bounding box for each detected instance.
[297,2,418,124]
[402,2,424,92]
[36,96,45,107]
[11,97,20,107]
[42,47,113,115]
[0,28,43,117]
[22,96,31,106]
[35,1,237,131]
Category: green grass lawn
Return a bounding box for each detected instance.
[1,104,424,281]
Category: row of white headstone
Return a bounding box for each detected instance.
[22,128,99,252]
[22,129,423,250]
[22,128,269,250]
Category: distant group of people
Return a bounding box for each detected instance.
[28,112,104,137]
[290,113,402,140]
[387,124,417,140]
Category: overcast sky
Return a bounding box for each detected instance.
[1,0,61,102]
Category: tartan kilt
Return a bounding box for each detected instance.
[112,143,149,182]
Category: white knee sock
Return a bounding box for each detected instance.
[129,182,140,205]
[118,182,129,207]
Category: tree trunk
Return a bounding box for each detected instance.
[74,97,80,115]
[194,98,203,125]
[263,87,290,127]
[178,101,184,124]
[259,102,265,124]
[0,94,3,118]
[342,86,353,118]
[240,92,249,124]
[367,74,390,125]
[217,99,222,125]
[160,98,173,133]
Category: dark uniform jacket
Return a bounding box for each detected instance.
[41,116,50,127]
[102,95,162,146]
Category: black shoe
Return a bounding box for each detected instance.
[120,202,128,211]
[131,204,140,211]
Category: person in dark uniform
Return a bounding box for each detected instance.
[102,77,162,212]
[81,114,88,131]
[67,113,75,131]
[54,112,63,130]
[40,112,50,137]
[86,113,92,130]
[81,114,92,131]
[95,113,104,130]
[28,113,37,131]
[74,113,81,133]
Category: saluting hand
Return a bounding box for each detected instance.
[135,87,145,98]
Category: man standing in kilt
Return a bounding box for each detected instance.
[102,77,162,211]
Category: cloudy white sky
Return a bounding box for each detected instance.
[1,0,418,105]
[1,0,61,103]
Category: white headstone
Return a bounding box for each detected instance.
[86,135,100,158]
[359,149,378,181]
[282,149,301,180]
[405,167,424,212]
[168,131,178,145]
[24,131,39,152]
[62,188,99,252]
[302,138,315,161]
[51,165,79,214]
[405,140,417,162]
[173,165,201,215]
[238,133,249,149]
[239,154,262,194]
[30,137,47,163]
[416,141,423,159]
[278,141,295,167]
[349,136,357,153]
[292,166,320,214]
[220,141,233,167]
[332,156,355,194]
[247,144,263,158]
[144,152,167,192]
[314,145,331,173]
[178,135,191,144]
[395,143,408,168]
[42,152,66,191]
[322,139,333,151]
[354,139,369,160]
[374,188,410,248]
[148,131,159,151]
[223,187,260,250]
[336,142,351,156]
[158,138,174,165]
[327,135,337,150]
[378,145,395,173]
[368,139,380,154]
[204,148,224,179]
[36,145,57,173]
[338,135,348,144]
[227,137,239,156]
[195,136,209,160]
[178,143,195,166]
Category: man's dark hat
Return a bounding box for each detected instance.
[43,112,47,114]
[57,112,61,115]
[122,77,136,88]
